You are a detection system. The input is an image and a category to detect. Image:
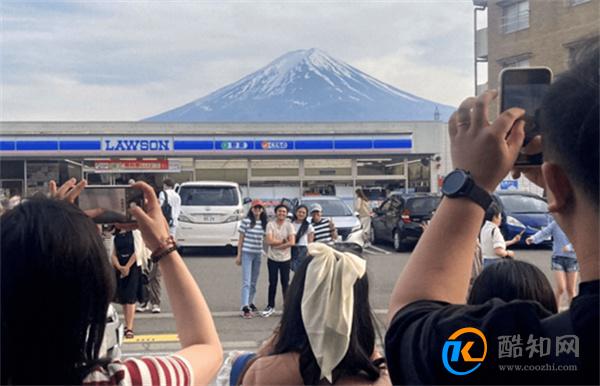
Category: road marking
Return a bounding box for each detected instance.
[128,308,387,320]
[126,334,179,343]
[365,244,391,254]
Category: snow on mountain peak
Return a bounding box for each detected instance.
[145,48,456,122]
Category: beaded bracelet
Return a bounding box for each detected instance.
[151,235,178,263]
[151,244,178,263]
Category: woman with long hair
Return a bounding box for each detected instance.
[1,179,222,385]
[290,204,315,272]
[355,189,372,245]
[235,199,268,318]
[239,243,391,385]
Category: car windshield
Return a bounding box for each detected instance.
[364,189,386,200]
[500,195,548,213]
[406,197,441,213]
[179,186,239,206]
[303,199,353,217]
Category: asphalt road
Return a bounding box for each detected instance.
[121,243,556,358]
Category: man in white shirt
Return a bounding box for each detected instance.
[479,202,521,267]
[158,178,181,237]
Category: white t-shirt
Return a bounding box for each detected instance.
[479,220,506,260]
[266,220,296,262]
[159,189,182,228]
[293,221,315,246]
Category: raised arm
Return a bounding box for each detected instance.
[388,91,526,322]
[130,182,222,386]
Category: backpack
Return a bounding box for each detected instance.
[161,191,173,226]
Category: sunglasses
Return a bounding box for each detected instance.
[252,206,264,210]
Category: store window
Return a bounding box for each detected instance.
[501,1,529,34]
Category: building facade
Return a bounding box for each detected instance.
[0,121,451,204]
[476,0,599,94]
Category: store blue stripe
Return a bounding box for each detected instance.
[0,141,15,151]
[16,141,58,151]
[60,140,101,150]
[174,141,214,150]
[294,140,333,150]
[373,139,412,149]
[335,140,373,149]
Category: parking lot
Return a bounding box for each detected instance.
[122,243,556,357]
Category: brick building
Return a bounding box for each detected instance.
[475,0,599,94]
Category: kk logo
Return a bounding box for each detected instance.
[442,327,487,376]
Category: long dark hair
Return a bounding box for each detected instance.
[270,246,382,385]
[293,205,310,243]
[246,206,268,230]
[356,188,369,202]
[1,197,116,385]
[468,259,558,314]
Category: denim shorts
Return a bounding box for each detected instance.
[551,256,579,272]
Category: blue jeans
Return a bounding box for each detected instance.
[291,245,309,272]
[241,251,261,309]
[483,257,501,268]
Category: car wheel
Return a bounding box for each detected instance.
[393,230,407,252]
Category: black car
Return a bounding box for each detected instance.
[371,192,441,251]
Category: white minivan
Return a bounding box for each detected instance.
[175,181,250,249]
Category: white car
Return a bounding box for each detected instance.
[176,181,250,250]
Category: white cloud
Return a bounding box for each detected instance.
[1,1,475,120]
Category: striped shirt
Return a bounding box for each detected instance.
[312,218,334,244]
[82,355,193,386]
[239,217,266,254]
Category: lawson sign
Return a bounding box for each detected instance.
[103,137,171,152]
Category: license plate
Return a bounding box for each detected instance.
[203,216,216,223]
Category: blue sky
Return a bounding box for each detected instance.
[1,1,480,121]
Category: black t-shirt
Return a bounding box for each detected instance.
[384,280,599,385]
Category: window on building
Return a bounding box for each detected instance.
[499,54,531,68]
[501,1,530,34]
[568,0,591,6]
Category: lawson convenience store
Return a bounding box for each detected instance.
[0,121,451,201]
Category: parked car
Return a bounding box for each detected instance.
[494,191,552,246]
[175,181,251,250]
[362,186,388,209]
[371,193,441,251]
[294,196,364,245]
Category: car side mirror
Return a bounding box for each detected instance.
[243,197,252,205]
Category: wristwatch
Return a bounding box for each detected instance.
[441,169,493,211]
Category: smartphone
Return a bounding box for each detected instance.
[77,185,145,223]
[499,67,552,166]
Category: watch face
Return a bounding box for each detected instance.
[443,170,467,195]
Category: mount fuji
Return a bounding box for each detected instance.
[144,48,455,122]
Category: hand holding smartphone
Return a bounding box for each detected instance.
[499,67,552,166]
[77,185,145,224]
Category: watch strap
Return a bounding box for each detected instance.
[465,180,493,211]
